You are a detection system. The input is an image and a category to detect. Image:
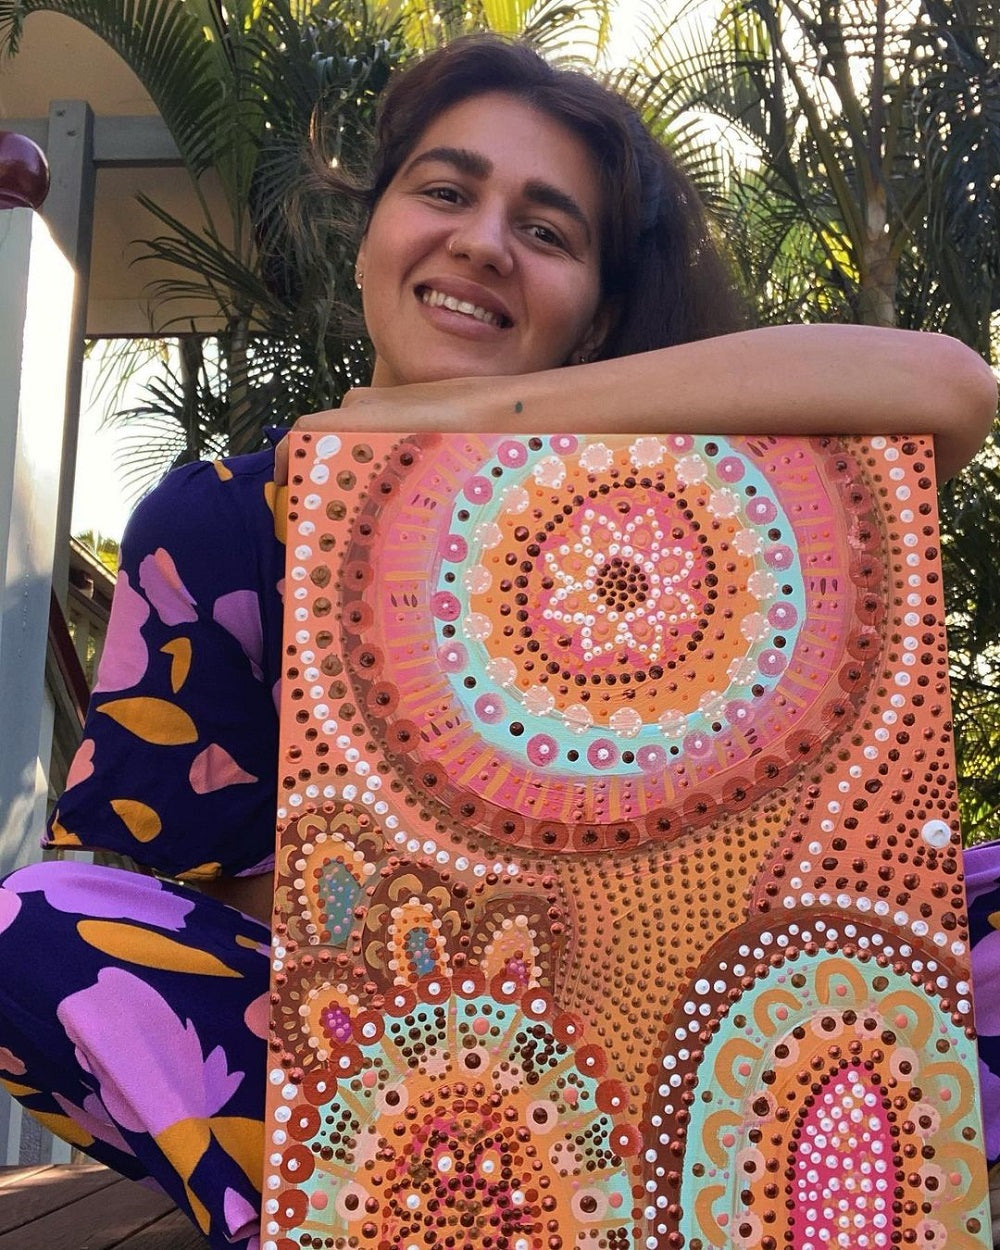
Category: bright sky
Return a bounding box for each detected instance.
[71,344,164,542]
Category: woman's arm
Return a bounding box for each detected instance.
[281,326,997,483]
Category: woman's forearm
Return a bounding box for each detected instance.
[471,326,998,481]
[287,326,997,484]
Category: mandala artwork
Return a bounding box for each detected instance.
[264,432,989,1250]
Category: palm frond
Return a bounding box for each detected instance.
[0,0,225,175]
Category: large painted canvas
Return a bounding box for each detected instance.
[263,431,989,1250]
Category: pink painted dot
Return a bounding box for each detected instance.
[498,440,527,468]
[361,1070,378,1088]
[835,984,848,996]
[430,591,461,621]
[550,434,578,454]
[310,1191,329,1210]
[725,699,754,726]
[683,731,713,759]
[775,1006,788,1019]
[586,738,618,769]
[438,642,468,672]
[636,744,667,774]
[563,1085,578,1105]
[738,1061,752,1076]
[669,435,693,453]
[758,649,787,677]
[939,1088,952,1102]
[717,455,745,483]
[474,694,505,724]
[718,1214,730,1228]
[473,1017,490,1036]
[895,1013,909,1027]
[747,497,777,524]
[609,1193,623,1209]
[721,1133,736,1149]
[764,543,794,570]
[440,533,468,562]
[949,1171,961,1185]
[464,475,493,504]
[527,733,558,767]
[768,602,798,629]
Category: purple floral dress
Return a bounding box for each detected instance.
[0,447,284,1250]
[3,442,1000,1250]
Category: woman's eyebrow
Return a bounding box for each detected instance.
[403,146,492,180]
[403,146,592,242]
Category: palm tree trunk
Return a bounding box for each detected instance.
[858,190,898,328]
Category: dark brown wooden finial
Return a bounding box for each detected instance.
[0,130,50,211]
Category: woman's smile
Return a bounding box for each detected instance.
[356,92,608,388]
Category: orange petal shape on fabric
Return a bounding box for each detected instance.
[264,480,288,544]
[161,638,193,693]
[155,1119,212,1233]
[213,459,234,481]
[97,697,198,744]
[77,920,242,977]
[0,1078,38,1099]
[189,743,258,794]
[177,861,223,882]
[46,817,81,847]
[211,1115,265,1184]
[110,798,163,842]
[28,1109,95,1149]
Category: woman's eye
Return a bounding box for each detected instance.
[527,224,566,248]
[423,186,463,204]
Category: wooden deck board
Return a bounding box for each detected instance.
[0,1166,210,1250]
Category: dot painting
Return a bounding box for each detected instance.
[264,432,989,1250]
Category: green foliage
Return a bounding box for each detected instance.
[74,529,121,574]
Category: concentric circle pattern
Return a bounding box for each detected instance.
[341,434,881,852]
[265,975,635,1250]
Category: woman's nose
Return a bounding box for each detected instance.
[446,207,514,276]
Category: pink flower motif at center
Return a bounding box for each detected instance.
[541,502,701,665]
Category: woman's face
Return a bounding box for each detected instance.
[357,92,608,388]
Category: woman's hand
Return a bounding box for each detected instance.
[272,379,492,485]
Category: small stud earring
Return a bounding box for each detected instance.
[576,351,590,365]
[354,270,364,290]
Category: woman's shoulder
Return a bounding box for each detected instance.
[124,445,283,558]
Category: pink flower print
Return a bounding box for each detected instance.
[93,572,150,692]
[0,887,21,937]
[7,862,194,931]
[0,1045,26,1075]
[53,1091,136,1157]
[57,967,244,1136]
[138,549,198,626]
[213,590,264,679]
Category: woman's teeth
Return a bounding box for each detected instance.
[421,288,504,327]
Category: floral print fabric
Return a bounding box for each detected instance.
[2,443,1000,1249]
[0,861,269,1249]
[46,448,286,881]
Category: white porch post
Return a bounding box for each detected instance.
[0,137,80,1164]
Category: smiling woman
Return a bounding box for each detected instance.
[357,94,607,386]
[0,32,996,1250]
